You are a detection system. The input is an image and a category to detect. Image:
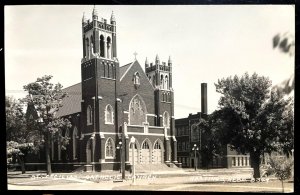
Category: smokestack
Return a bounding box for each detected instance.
[201,83,207,114]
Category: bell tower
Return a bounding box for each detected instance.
[80,6,121,165]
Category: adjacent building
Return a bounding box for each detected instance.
[175,83,250,169]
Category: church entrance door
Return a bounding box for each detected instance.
[152,141,162,164]
[141,141,150,164]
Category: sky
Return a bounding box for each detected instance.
[5,5,295,119]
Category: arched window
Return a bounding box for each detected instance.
[105,104,114,124]
[90,35,94,54]
[129,94,147,125]
[165,75,168,90]
[160,75,164,89]
[163,111,170,127]
[73,127,78,160]
[106,64,111,78]
[87,105,93,125]
[86,38,90,58]
[100,35,104,57]
[111,64,116,79]
[105,138,115,158]
[107,36,111,59]
[154,141,161,149]
[142,141,150,149]
[103,62,106,77]
[152,75,156,87]
[133,72,140,86]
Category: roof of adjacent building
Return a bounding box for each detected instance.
[56,83,81,117]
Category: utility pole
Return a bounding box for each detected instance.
[118,93,127,180]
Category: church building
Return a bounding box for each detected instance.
[46,7,178,171]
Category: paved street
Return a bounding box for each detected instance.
[7,169,294,192]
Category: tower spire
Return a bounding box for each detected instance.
[111,11,116,22]
[168,56,172,65]
[155,54,160,65]
[82,12,86,23]
[92,5,98,19]
[145,57,149,67]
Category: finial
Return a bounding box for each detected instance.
[168,56,172,64]
[92,5,98,17]
[155,54,160,64]
[82,12,86,23]
[133,52,138,61]
[111,11,116,22]
[145,57,149,67]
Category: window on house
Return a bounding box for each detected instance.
[105,138,115,158]
[163,111,170,127]
[73,127,78,160]
[87,105,93,125]
[133,72,140,85]
[105,104,114,124]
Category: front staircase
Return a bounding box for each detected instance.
[134,163,182,173]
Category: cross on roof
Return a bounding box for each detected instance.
[133,52,138,60]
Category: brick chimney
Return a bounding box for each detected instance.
[201,83,207,114]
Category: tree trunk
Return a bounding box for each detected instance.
[45,132,52,175]
[17,155,26,174]
[281,180,284,193]
[250,150,261,181]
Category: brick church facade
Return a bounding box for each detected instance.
[38,7,178,171]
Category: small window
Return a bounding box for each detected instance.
[142,141,150,149]
[133,72,140,89]
[105,138,115,158]
[105,104,114,124]
[163,111,170,127]
[87,105,93,125]
[154,141,161,149]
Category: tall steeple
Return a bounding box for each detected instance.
[92,5,98,20]
[145,57,149,68]
[82,12,87,24]
[110,11,115,22]
[168,56,172,65]
[155,54,160,65]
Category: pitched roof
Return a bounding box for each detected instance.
[119,62,133,79]
[56,62,138,117]
[56,83,81,117]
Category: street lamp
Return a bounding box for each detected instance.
[116,141,122,173]
[130,136,136,185]
[192,144,199,171]
[116,93,127,180]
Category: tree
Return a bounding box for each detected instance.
[214,72,294,180]
[22,75,72,175]
[7,141,35,174]
[267,156,293,193]
[198,116,224,168]
[6,96,27,142]
[273,32,295,56]
[6,96,39,173]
